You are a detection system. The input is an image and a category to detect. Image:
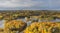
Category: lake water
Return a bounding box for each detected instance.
[0,20,5,28]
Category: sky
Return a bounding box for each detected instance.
[0,0,60,10]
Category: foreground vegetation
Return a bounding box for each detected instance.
[24,22,60,33]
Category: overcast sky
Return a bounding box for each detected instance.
[0,0,60,10]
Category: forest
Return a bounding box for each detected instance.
[0,10,60,33]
